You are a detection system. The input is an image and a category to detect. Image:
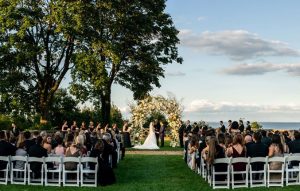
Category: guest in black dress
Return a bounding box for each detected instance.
[122,121,132,148]
[90,139,116,186]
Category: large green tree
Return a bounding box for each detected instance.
[70,0,182,124]
[0,0,89,123]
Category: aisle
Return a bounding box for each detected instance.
[109,154,208,191]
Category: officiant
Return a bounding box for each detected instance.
[154,119,161,146]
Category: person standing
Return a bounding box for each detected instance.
[219,121,226,133]
[246,121,251,132]
[159,121,166,147]
[178,121,184,148]
[238,120,244,133]
[122,121,132,148]
[154,119,161,146]
[228,120,232,133]
[185,120,192,134]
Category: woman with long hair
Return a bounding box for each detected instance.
[268,134,284,180]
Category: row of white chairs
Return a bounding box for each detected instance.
[0,156,98,187]
[197,155,300,189]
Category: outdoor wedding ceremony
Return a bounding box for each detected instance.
[1,0,300,191]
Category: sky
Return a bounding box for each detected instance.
[65,0,300,122]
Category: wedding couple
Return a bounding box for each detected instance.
[133,121,165,150]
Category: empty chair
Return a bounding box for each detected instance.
[80,157,98,187]
[27,156,45,185]
[0,156,10,185]
[211,157,231,189]
[63,157,80,187]
[249,157,267,187]
[10,156,27,185]
[44,156,62,186]
[285,155,300,186]
[231,157,249,189]
[267,156,285,187]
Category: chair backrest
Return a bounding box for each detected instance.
[81,157,98,163]
[63,157,80,163]
[231,157,249,164]
[11,155,27,162]
[214,157,231,164]
[249,157,267,163]
[28,157,45,163]
[267,156,285,163]
[45,156,62,163]
[286,155,300,163]
[0,156,10,162]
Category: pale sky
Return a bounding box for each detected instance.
[64,0,300,122]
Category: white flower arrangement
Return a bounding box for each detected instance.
[129,95,182,147]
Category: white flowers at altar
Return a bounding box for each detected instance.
[129,95,183,147]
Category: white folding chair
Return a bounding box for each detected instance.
[267,156,285,187]
[249,157,267,187]
[0,156,10,185]
[80,157,98,187]
[10,156,27,185]
[231,157,249,189]
[200,153,208,180]
[27,157,45,185]
[211,157,231,189]
[44,156,62,186]
[63,157,80,187]
[285,155,300,186]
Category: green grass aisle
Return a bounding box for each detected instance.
[1,155,300,191]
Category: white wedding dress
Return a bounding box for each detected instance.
[133,122,160,150]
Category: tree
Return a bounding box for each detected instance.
[70,0,182,124]
[0,0,89,123]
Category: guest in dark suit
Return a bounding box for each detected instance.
[247,132,268,180]
[185,120,192,134]
[27,136,48,178]
[261,130,271,147]
[288,131,300,166]
[288,130,300,154]
[219,121,226,133]
[159,121,166,147]
[0,131,17,170]
[23,131,35,151]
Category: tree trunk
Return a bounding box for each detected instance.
[100,89,111,125]
[39,100,49,124]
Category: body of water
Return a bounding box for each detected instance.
[206,122,300,130]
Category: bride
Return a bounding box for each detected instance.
[133,122,159,150]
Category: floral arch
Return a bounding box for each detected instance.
[130,96,183,147]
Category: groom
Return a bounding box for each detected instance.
[159,121,166,147]
[154,119,161,146]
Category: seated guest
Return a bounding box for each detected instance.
[244,134,254,152]
[101,133,114,166]
[90,140,116,186]
[247,132,268,180]
[188,135,199,170]
[54,136,65,156]
[24,131,35,151]
[27,136,48,178]
[15,136,27,169]
[230,121,240,134]
[217,133,226,150]
[268,134,284,180]
[261,130,271,147]
[280,133,289,153]
[288,130,300,153]
[0,130,17,170]
[65,140,81,170]
[226,134,246,180]
[43,135,52,154]
[203,136,226,181]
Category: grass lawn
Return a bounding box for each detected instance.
[1,154,300,191]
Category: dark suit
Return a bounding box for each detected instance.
[160,125,165,147]
[154,123,161,145]
[247,141,268,180]
[0,140,17,169]
[27,144,48,178]
[288,139,300,166]
[178,125,184,148]
[185,124,192,134]
[24,139,35,151]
